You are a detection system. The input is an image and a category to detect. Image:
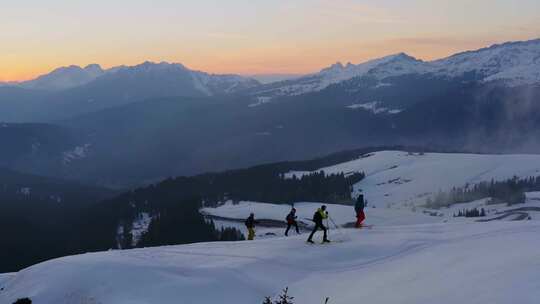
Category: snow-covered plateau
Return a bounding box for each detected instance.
[286,150,540,208]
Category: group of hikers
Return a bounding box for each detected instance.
[244,194,366,242]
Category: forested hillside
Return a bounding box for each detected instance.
[1,148,374,272]
[0,168,115,272]
[84,155,366,250]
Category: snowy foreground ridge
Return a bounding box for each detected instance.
[1,221,539,304]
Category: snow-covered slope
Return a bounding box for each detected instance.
[255,38,540,96]
[203,194,540,238]
[1,221,539,304]
[203,201,440,230]
[202,201,445,240]
[255,53,428,96]
[286,151,540,208]
[433,39,540,85]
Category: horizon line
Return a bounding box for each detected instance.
[3,36,539,83]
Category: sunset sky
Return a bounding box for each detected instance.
[2,0,540,81]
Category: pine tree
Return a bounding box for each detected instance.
[263,287,295,304]
[277,287,294,304]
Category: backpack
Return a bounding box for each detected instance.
[355,195,365,213]
[312,210,322,223]
[286,213,294,223]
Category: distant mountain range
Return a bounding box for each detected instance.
[0,61,260,121]
[2,61,260,93]
[252,38,540,98]
[1,38,540,186]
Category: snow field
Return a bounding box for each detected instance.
[1,221,539,304]
[286,151,540,208]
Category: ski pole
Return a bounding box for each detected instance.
[328,215,349,241]
[325,218,330,240]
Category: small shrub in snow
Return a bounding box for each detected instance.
[13,298,32,304]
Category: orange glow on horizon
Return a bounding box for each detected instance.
[2,0,539,82]
[2,35,535,82]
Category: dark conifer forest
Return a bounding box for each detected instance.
[0,147,374,272]
[425,176,540,209]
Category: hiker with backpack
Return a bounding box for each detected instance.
[307,205,330,243]
[245,213,258,240]
[284,207,300,236]
[355,194,366,228]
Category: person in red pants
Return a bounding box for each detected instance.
[355,194,366,228]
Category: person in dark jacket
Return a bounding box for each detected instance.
[245,213,257,240]
[285,207,300,236]
[307,205,329,243]
[355,194,366,228]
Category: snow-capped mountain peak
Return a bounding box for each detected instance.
[255,52,425,96]
[253,38,540,97]
[123,61,188,73]
[83,61,260,96]
[432,38,540,85]
[320,62,345,73]
[18,64,106,91]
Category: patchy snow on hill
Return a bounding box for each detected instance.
[248,96,272,107]
[1,220,539,304]
[18,187,31,196]
[346,101,402,114]
[428,193,540,221]
[62,144,91,165]
[286,151,540,208]
[131,212,152,245]
[116,212,153,248]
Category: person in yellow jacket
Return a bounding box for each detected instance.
[307,205,330,243]
[244,213,258,240]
